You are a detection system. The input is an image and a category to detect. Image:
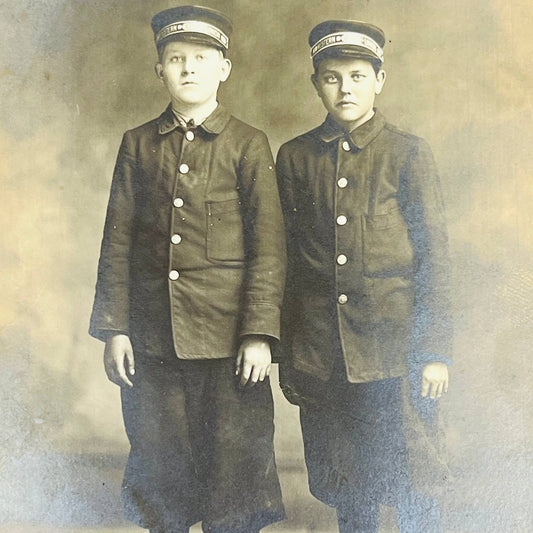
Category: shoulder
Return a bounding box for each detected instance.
[123,115,161,139]
[224,114,269,145]
[378,119,438,175]
[278,125,324,159]
[381,120,431,154]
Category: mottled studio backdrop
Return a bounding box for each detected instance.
[1,0,532,531]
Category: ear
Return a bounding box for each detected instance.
[219,57,232,82]
[375,69,386,95]
[155,63,164,81]
[311,73,320,95]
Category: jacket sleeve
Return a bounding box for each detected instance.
[89,131,137,342]
[274,143,299,363]
[237,131,287,342]
[400,137,453,362]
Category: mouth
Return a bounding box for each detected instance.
[181,81,199,86]
[337,100,357,107]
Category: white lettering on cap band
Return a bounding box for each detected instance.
[311,31,383,61]
[156,20,229,48]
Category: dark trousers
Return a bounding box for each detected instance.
[121,355,284,533]
[300,373,442,533]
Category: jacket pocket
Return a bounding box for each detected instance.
[363,207,414,277]
[206,198,245,263]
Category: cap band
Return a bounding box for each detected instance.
[156,20,229,49]
[311,31,383,61]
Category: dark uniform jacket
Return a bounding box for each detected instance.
[90,104,286,359]
[276,110,452,385]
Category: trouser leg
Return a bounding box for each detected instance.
[336,498,379,533]
[196,358,284,532]
[121,358,201,531]
[396,489,442,533]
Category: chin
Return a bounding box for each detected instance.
[334,112,363,124]
[175,95,205,105]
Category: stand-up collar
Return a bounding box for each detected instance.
[157,103,231,135]
[318,109,386,149]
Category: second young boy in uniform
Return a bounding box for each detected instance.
[90,6,286,533]
[277,20,452,532]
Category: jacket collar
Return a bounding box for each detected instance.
[318,109,385,149]
[157,103,231,135]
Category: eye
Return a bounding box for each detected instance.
[323,74,338,84]
[196,54,206,61]
[352,73,366,81]
[170,55,185,63]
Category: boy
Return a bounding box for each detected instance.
[89,6,286,533]
[277,20,452,532]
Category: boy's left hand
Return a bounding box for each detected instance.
[236,335,272,386]
[421,362,449,399]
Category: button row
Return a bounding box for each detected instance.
[170,150,189,280]
[336,158,349,305]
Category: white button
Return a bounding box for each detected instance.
[336,215,347,226]
[169,270,180,280]
[338,294,348,304]
[173,197,184,208]
[171,234,182,244]
[337,177,348,188]
[185,130,195,141]
[179,163,190,174]
[342,141,351,152]
[337,254,348,265]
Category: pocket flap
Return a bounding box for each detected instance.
[207,197,242,216]
[366,207,404,230]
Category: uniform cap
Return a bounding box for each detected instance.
[309,20,385,64]
[151,5,233,52]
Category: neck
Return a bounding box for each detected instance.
[171,96,218,124]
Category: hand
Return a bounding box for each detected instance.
[421,362,449,399]
[235,336,272,387]
[104,334,135,388]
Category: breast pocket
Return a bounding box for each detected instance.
[206,198,245,263]
[363,207,414,277]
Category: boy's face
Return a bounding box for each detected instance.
[155,41,231,111]
[312,57,386,131]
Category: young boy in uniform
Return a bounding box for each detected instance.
[89,6,286,533]
[277,20,452,532]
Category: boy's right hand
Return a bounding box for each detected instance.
[104,334,135,388]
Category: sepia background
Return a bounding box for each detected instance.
[1,0,532,531]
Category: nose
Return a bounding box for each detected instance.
[339,76,352,95]
[182,57,195,75]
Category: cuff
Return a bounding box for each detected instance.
[89,326,129,343]
[410,352,453,366]
[239,302,281,341]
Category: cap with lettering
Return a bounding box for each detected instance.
[309,20,385,65]
[151,5,233,53]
